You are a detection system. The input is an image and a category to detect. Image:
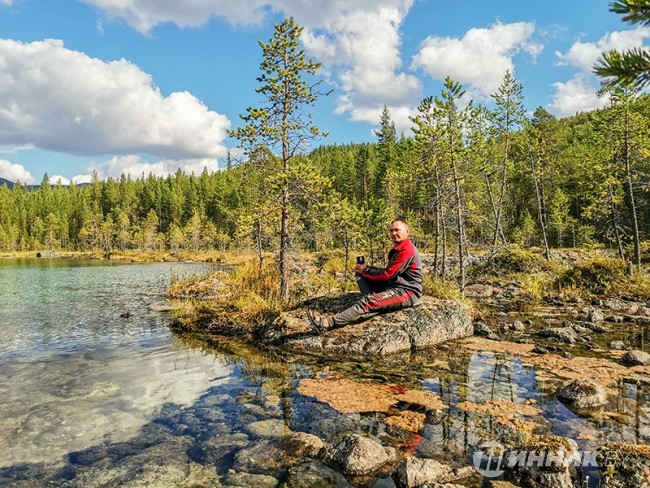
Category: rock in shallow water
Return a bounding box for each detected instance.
[267,296,472,357]
[326,433,397,475]
[556,379,607,409]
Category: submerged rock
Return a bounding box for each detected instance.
[283,432,325,458]
[556,379,607,409]
[392,457,453,488]
[536,327,577,344]
[326,433,397,476]
[267,295,472,357]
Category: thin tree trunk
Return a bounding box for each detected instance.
[436,165,447,279]
[451,159,465,290]
[608,184,626,260]
[485,174,507,248]
[279,185,290,302]
[492,131,511,249]
[623,109,642,271]
[531,158,550,260]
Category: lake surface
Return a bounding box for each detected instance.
[0,259,233,476]
[1,259,648,487]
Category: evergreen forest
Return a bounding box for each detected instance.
[0,81,648,275]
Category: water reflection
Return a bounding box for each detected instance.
[1,261,649,486]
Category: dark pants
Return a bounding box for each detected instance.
[330,274,420,328]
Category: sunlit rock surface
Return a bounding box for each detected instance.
[265,295,472,357]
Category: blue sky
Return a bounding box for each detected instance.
[0,0,648,185]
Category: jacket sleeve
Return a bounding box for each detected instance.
[361,248,409,281]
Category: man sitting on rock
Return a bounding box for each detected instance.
[307,218,423,333]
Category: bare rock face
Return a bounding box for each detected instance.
[265,295,472,358]
[556,379,607,410]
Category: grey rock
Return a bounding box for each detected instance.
[464,283,497,297]
[283,432,325,458]
[609,340,626,350]
[246,419,287,438]
[270,296,472,357]
[557,379,607,409]
[536,327,577,343]
[188,432,250,464]
[622,350,650,366]
[328,434,397,475]
[575,321,612,333]
[392,457,453,488]
[224,472,279,488]
[510,320,526,332]
[474,321,496,337]
[569,322,590,334]
[286,461,352,488]
[503,436,580,488]
[232,439,288,475]
[587,308,604,322]
[606,315,624,323]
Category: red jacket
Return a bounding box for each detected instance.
[361,239,423,297]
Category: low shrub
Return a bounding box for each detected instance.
[466,247,550,280]
[557,256,650,299]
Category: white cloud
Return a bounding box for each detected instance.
[555,27,650,72]
[0,39,230,160]
[80,0,419,133]
[1,0,13,5]
[411,22,541,98]
[81,155,219,181]
[0,160,35,184]
[80,0,275,33]
[49,175,71,185]
[550,27,649,116]
[550,74,609,117]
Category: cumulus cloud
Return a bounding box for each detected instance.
[550,74,609,117]
[49,175,71,185]
[81,0,419,132]
[298,1,421,128]
[74,155,220,183]
[411,22,541,98]
[0,39,230,160]
[0,160,35,184]
[555,27,650,72]
[550,27,649,116]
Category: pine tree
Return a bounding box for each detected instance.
[229,17,329,302]
[594,0,650,89]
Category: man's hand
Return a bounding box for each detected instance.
[354,263,367,274]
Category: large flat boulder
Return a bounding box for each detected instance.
[262,294,472,357]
